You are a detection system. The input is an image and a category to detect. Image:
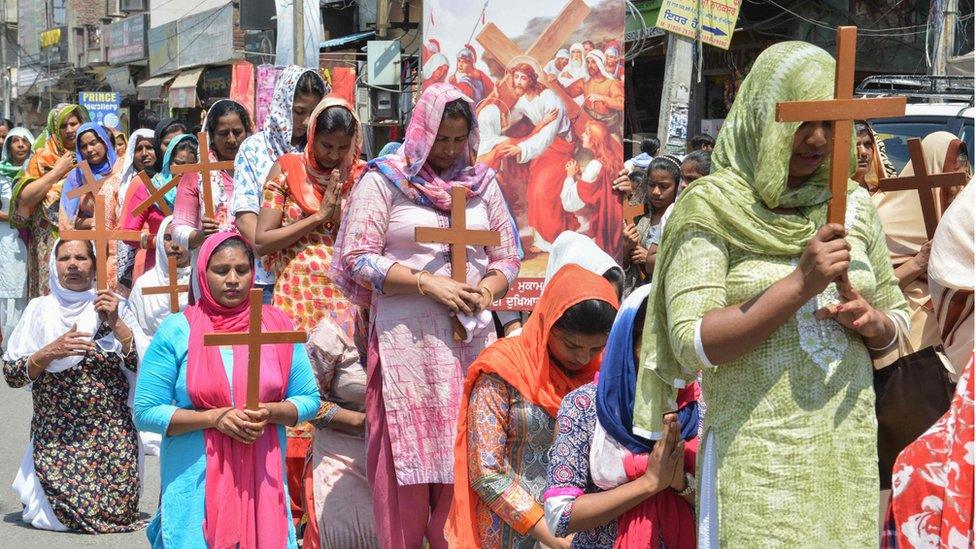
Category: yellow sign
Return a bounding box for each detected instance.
[655,0,742,50]
[40,28,62,49]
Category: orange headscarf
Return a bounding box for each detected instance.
[447,264,620,546]
[277,95,364,214]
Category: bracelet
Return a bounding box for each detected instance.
[478,284,494,304]
[678,473,696,497]
[866,320,899,351]
[416,271,430,296]
[139,233,149,249]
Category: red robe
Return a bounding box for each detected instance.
[527,137,577,243]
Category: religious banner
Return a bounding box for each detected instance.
[423,0,627,311]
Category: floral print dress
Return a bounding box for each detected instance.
[262,172,356,335]
[2,322,143,533]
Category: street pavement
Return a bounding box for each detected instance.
[0,380,160,547]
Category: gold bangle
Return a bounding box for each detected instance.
[416,271,430,296]
[479,283,494,304]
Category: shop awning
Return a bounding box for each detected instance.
[320,30,376,50]
[137,74,174,101]
[168,67,205,108]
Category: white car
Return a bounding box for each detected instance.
[870,103,974,173]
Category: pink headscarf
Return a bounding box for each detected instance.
[366,82,494,211]
[183,230,296,549]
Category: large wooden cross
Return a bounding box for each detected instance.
[878,138,968,238]
[141,256,189,313]
[203,288,308,410]
[65,160,107,201]
[130,171,177,217]
[476,0,594,131]
[60,194,145,291]
[415,186,501,340]
[776,26,906,225]
[169,132,234,219]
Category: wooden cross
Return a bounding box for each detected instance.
[878,138,968,239]
[622,195,645,224]
[203,288,308,410]
[129,171,176,217]
[775,27,906,225]
[60,194,145,291]
[169,132,234,219]
[415,186,501,340]
[65,160,107,201]
[476,0,595,131]
[141,256,189,313]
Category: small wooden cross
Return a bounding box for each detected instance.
[203,288,308,410]
[776,26,906,225]
[622,194,645,225]
[415,186,501,340]
[65,160,107,201]
[60,194,145,291]
[129,171,176,217]
[141,256,188,313]
[878,138,968,239]
[169,132,234,219]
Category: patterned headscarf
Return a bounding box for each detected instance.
[634,41,858,438]
[366,82,493,212]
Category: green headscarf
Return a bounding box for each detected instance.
[0,128,35,180]
[633,41,859,438]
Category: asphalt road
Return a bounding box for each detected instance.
[0,380,160,547]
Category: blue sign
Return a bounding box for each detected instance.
[78,91,122,129]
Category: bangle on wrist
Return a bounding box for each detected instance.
[478,283,494,304]
[416,271,430,296]
[866,319,898,351]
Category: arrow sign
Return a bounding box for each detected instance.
[702,25,726,36]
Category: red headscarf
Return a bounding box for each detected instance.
[183,230,297,549]
[447,264,619,546]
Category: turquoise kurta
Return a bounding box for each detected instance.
[665,187,907,545]
[133,313,320,548]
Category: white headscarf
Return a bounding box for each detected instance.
[585,50,614,81]
[3,240,123,373]
[543,231,620,290]
[423,53,449,79]
[116,128,155,214]
[544,49,570,76]
[565,43,588,82]
[476,104,507,158]
[129,216,191,341]
[928,179,974,292]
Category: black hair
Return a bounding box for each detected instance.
[210,236,255,266]
[553,298,618,335]
[205,101,253,139]
[682,150,712,176]
[633,299,649,339]
[169,137,199,167]
[602,266,625,300]
[442,98,473,131]
[689,133,715,150]
[295,71,327,100]
[646,155,681,185]
[553,299,617,335]
[161,122,187,139]
[315,105,357,137]
[137,109,160,130]
[0,118,13,131]
[54,239,96,261]
[640,136,660,156]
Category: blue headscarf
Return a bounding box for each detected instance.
[153,133,197,208]
[60,123,118,219]
[596,284,699,454]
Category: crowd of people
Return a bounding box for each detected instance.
[0,36,971,549]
